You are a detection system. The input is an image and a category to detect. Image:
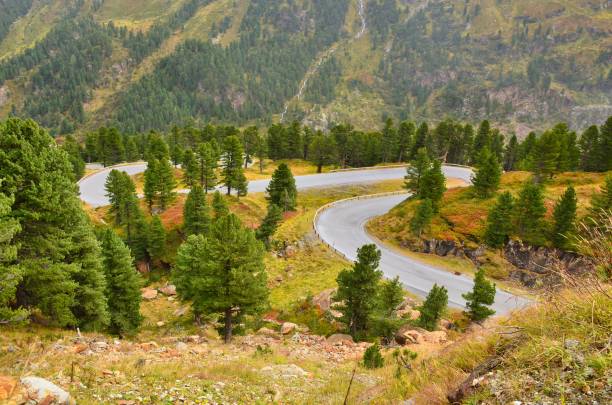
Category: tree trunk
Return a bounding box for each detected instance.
[224,307,233,343]
[226,186,231,196]
[317,163,323,173]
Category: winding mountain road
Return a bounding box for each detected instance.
[79,163,529,314]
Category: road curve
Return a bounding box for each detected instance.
[78,162,529,313]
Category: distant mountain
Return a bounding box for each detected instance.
[0,0,610,136]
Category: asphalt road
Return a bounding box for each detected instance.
[78,162,529,314]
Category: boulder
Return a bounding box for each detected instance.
[20,376,74,405]
[0,376,19,401]
[326,334,354,346]
[156,321,165,327]
[312,288,336,311]
[395,326,425,345]
[173,306,189,317]
[158,284,177,296]
[90,341,109,352]
[261,364,309,378]
[141,288,158,300]
[280,322,297,335]
[423,330,448,344]
[257,327,279,339]
[175,342,188,351]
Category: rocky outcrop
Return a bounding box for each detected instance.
[0,376,75,405]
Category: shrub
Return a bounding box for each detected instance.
[363,343,384,369]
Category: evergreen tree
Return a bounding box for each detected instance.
[363,344,384,369]
[0,192,27,324]
[62,135,85,179]
[212,191,229,218]
[380,118,398,163]
[98,127,125,166]
[598,117,612,172]
[130,216,150,265]
[589,174,612,221]
[145,132,169,161]
[100,229,142,336]
[471,147,502,198]
[221,136,245,195]
[105,170,143,244]
[334,244,383,338]
[419,160,446,211]
[148,215,166,264]
[579,125,600,172]
[183,185,211,237]
[555,124,579,172]
[173,214,268,342]
[157,158,177,210]
[514,180,547,245]
[490,130,504,162]
[462,269,496,322]
[0,118,109,329]
[404,147,431,196]
[182,149,198,188]
[484,192,515,249]
[168,126,184,166]
[255,204,283,250]
[266,163,297,211]
[242,126,259,168]
[286,122,303,159]
[410,123,428,159]
[309,132,337,173]
[503,134,519,171]
[551,186,577,249]
[410,199,434,237]
[124,136,140,162]
[197,142,218,192]
[255,133,267,174]
[144,159,158,211]
[471,120,491,164]
[376,276,404,317]
[417,284,448,331]
[529,130,560,181]
[84,132,98,163]
[396,121,415,162]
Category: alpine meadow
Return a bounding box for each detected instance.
[0,1,610,404]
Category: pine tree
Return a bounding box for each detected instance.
[157,158,177,210]
[0,192,27,324]
[221,136,245,195]
[334,244,383,338]
[286,121,303,159]
[417,284,448,331]
[462,269,496,322]
[212,191,229,218]
[589,174,612,221]
[173,214,268,342]
[145,131,169,161]
[598,117,612,172]
[514,180,547,245]
[555,124,579,172]
[376,276,404,316]
[404,147,430,196]
[182,149,198,188]
[168,126,184,166]
[503,134,519,171]
[242,126,260,168]
[62,135,85,179]
[148,215,166,264]
[484,192,514,249]
[551,186,577,249]
[397,121,415,162]
[0,118,109,329]
[309,132,337,173]
[410,123,428,159]
[410,199,434,236]
[100,229,142,336]
[266,163,297,211]
[183,185,211,237]
[579,125,600,172]
[472,147,502,198]
[256,204,283,249]
[144,159,158,211]
[420,160,446,211]
[124,136,139,162]
[529,130,560,181]
[471,120,491,164]
[197,142,218,192]
[255,133,267,174]
[363,344,384,369]
[380,118,398,163]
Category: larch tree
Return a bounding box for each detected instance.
[334,244,383,338]
[462,269,496,322]
[183,185,211,237]
[471,147,502,198]
[266,163,297,211]
[484,191,515,249]
[173,214,268,342]
[221,136,245,196]
[417,284,448,331]
[551,186,577,249]
[100,229,143,336]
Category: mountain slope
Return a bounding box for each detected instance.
[0,0,610,135]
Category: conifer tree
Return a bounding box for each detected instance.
[221,136,245,195]
[130,217,150,265]
[0,192,27,324]
[462,269,496,322]
[105,170,143,244]
[309,133,337,173]
[555,124,579,172]
[255,204,283,249]
[598,117,612,171]
[579,125,600,172]
[255,133,267,174]
[197,142,218,192]
[484,192,514,249]
[381,118,398,163]
[334,244,383,338]
[410,199,434,236]
[397,121,415,162]
[62,135,85,179]
[168,126,184,166]
[183,185,211,237]
[417,284,448,331]
[588,174,612,223]
[503,134,519,171]
[404,147,430,196]
[266,163,297,211]
[124,136,139,162]
[376,276,404,317]
[420,160,446,211]
[100,229,142,336]
[148,215,166,264]
[212,191,229,218]
[410,123,428,159]
[144,159,158,211]
[551,186,577,249]
[472,147,502,198]
[182,149,198,188]
[157,158,177,210]
[529,130,560,181]
[0,118,109,329]
[242,126,259,168]
[514,180,547,245]
[471,120,491,163]
[173,214,268,342]
[145,132,169,161]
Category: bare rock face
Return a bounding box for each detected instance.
[423,330,448,344]
[395,326,425,345]
[141,287,158,300]
[312,288,336,311]
[158,284,177,296]
[20,376,75,404]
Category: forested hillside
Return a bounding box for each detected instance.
[0,0,610,135]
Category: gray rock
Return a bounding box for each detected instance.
[21,376,75,405]
[564,339,580,350]
[326,333,354,345]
